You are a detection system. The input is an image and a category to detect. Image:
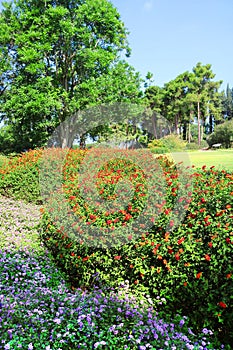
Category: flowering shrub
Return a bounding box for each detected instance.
[39,149,233,347]
[0,148,232,347]
[0,149,42,203]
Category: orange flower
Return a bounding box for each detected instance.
[196,272,202,279]
[205,254,211,261]
[226,273,232,279]
[183,282,188,287]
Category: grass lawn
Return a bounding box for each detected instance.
[164,149,233,172]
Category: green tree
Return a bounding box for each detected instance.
[143,85,167,140]
[188,62,222,146]
[0,0,142,152]
[163,71,191,136]
[221,84,233,120]
[207,119,233,148]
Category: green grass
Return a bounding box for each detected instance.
[165,149,233,172]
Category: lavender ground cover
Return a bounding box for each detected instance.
[0,195,223,349]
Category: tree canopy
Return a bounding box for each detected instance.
[0,0,142,152]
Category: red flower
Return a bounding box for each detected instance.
[124,213,132,221]
[175,253,180,261]
[114,255,121,260]
[226,238,231,244]
[82,256,89,262]
[89,214,96,220]
[196,272,202,279]
[208,242,213,248]
[178,237,185,245]
[169,220,174,227]
[219,301,227,308]
[205,254,211,261]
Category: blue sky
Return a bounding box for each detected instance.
[111,0,233,91]
[1,0,232,91]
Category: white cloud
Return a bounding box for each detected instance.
[144,0,153,11]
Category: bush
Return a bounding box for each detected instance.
[186,140,209,150]
[39,148,233,348]
[0,149,42,203]
[207,119,233,148]
[148,134,187,154]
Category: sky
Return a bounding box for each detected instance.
[110,0,233,91]
[0,0,232,91]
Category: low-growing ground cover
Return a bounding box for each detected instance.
[0,195,43,254]
[0,196,221,350]
[0,148,232,349]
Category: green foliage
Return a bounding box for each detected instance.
[148,134,187,153]
[207,119,233,148]
[0,149,42,203]
[0,0,142,152]
[186,140,209,150]
[0,148,232,347]
[38,148,233,347]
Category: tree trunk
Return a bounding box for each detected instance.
[197,97,201,146]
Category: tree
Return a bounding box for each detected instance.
[207,119,233,148]
[143,85,167,140]
[0,0,142,152]
[188,63,222,146]
[221,84,233,120]
[162,71,191,137]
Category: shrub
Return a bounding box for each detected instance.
[0,149,43,203]
[39,148,233,348]
[207,119,233,148]
[148,134,187,154]
[185,140,209,150]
